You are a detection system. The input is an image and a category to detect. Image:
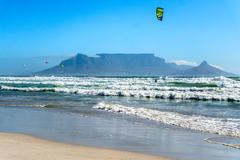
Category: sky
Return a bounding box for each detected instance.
[0,0,240,75]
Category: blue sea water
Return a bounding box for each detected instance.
[0,76,240,160]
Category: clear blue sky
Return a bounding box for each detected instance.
[0,0,240,74]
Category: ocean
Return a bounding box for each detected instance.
[0,76,239,160]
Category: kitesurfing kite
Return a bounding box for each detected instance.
[156,7,164,21]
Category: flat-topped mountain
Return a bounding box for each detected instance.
[37,53,178,76]
[36,53,236,77]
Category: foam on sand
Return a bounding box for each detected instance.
[204,137,240,149]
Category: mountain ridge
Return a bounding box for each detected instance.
[174,61,236,77]
[36,53,236,77]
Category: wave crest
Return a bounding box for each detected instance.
[1,76,240,102]
[93,102,240,137]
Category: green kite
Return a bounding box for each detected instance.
[156,7,164,21]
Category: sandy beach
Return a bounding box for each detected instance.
[0,132,171,160]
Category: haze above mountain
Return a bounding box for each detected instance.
[37,53,236,77]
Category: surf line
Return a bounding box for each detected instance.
[204,137,240,150]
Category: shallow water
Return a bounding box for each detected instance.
[0,77,240,160]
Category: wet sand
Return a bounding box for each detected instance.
[0,132,171,160]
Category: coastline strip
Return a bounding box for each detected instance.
[0,132,171,160]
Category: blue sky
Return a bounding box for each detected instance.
[0,0,240,74]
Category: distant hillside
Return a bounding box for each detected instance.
[37,53,184,76]
[36,53,236,77]
[173,61,236,77]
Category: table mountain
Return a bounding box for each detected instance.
[36,54,236,77]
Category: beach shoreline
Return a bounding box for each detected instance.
[0,132,171,160]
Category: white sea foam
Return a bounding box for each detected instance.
[0,76,240,102]
[93,102,240,137]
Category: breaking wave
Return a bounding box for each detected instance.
[1,76,240,102]
[93,102,240,137]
